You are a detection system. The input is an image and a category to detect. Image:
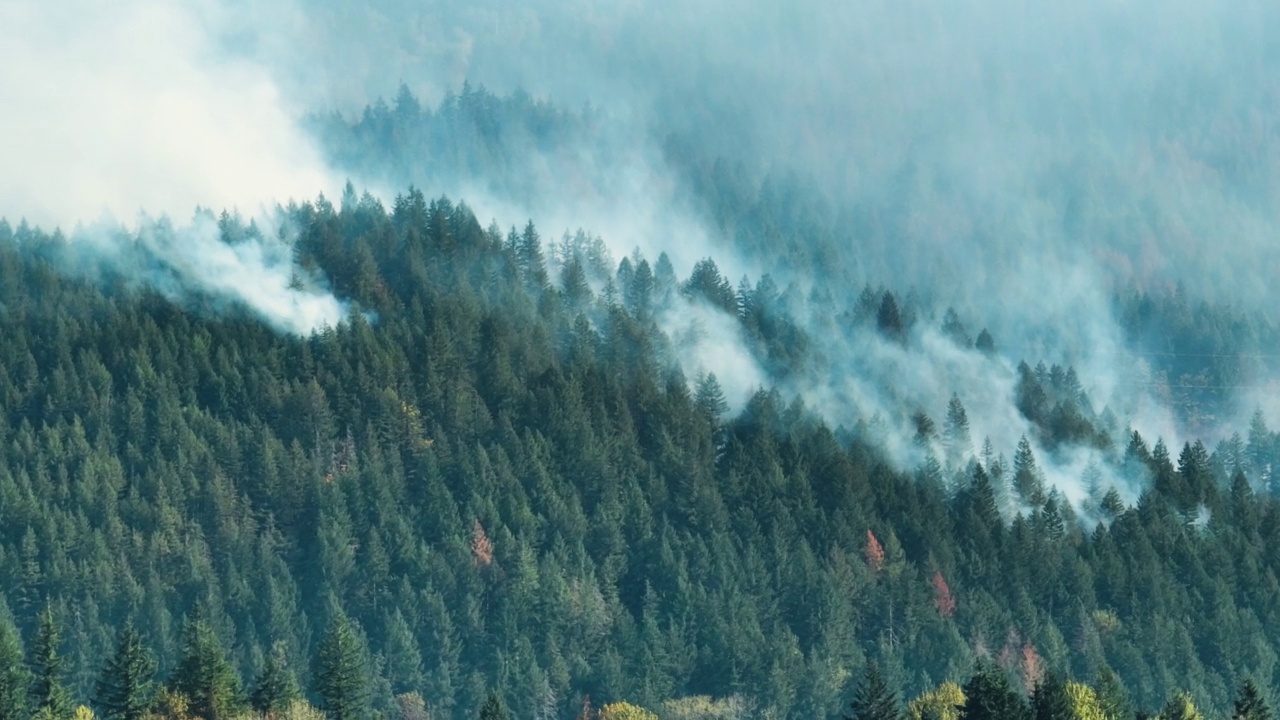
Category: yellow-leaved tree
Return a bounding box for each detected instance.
[907,681,965,720]
[663,695,753,720]
[1157,691,1202,720]
[1063,681,1110,720]
[599,701,661,720]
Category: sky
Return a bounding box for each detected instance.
[4,0,1280,501]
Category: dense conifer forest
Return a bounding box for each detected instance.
[7,82,1280,716]
[5,69,1280,720]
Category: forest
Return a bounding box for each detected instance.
[3,85,1280,720]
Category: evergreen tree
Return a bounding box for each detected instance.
[1093,669,1131,720]
[695,373,729,421]
[1031,673,1071,720]
[250,642,300,715]
[1014,437,1046,507]
[845,663,898,720]
[94,622,156,720]
[481,691,509,720]
[1158,691,1202,720]
[960,662,1028,720]
[0,609,27,720]
[944,394,971,467]
[1233,679,1272,720]
[877,292,905,341]
[29,605,71,720]
[316,613,369,720]
[1100,488,1125,519]
[975,329,995,354]
[169,610,243,720]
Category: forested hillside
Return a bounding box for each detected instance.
[4,176,1280,719]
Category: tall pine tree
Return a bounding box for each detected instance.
[316,613,369,720]
[95,622,156,720]
[250,642,301,715]
[960,662,1028,720]
[0,606,27,720]
[169,609,243,720]
[29,605,71,720]
[1233,679,1273,720]
[846,663,898,720]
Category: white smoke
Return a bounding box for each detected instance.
[72,211,347,334]
[0,0,343,334]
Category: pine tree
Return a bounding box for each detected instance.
[944,394,971,467]
[695,373,729,421]
[1233,679,1272,720]
[1158,691,1202,720]
[250,642,300,715]
[1013,437,1046,507]
[877,292,905,342]
[316,613,369,720]
[0,607,28,720]
[94,622,156,720]
[29,605,71,720]
[1093,669,1130,720]
[169,609,243,720]
[845,663,898,720]
[481,691,509,720]
[1031,673,1071,720]
[975,329,995,354]
[1100,488,1125,519]
[960,662,1027,720]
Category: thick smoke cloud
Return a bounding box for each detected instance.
[10,0,1280,502]
[0,0,344,333]
[70,212,348,334]
[0,0,334,228]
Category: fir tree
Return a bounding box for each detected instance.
[250,642,300,715]
[481,691,509,720]
[1031,673,1071,720]
[29,605,71,720]
[169,609,243,720]
[944,394,971,467]
[94,622,156,720]
[316,613,369,720]
[960,662,1028,720]
[1013,437,1046,507]
[1233,679,1272,720]
[0,608,28,720]
[846,663,898,720]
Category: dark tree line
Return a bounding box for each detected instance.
[3,182,1280,720]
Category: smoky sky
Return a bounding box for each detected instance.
[5,0,1280,500]
[189,0,1280,308]
[8,0,1279,293]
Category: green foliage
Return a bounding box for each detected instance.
[94,622,156,720]
[1062,682,1109,720]
[1032,673,1072,720]
[30,606,72,720]
[249,643,299,715]
[0,150,1279,719]
[960,663,1028,720]
[316,614,369,720]
[908,682,964,720]
[1233,680,1272,720]
[0,609,28,720]
[479,692,508,720]
[169,610,243,720]
[598,701,660,720]
[1158,692,1203,720]
[846,663,898,720]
